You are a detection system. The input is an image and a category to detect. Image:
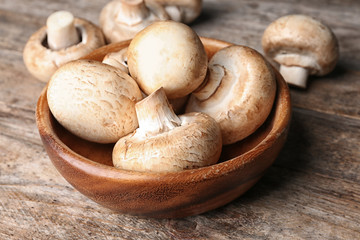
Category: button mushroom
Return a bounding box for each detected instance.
[47,59,143,144]
[99,0,170,43]
[186,45,277,145]
[112,87,222,173]
[262,14,339,88]
[151,0,202,23]
[23,11,105,82]
[127,20,208,99]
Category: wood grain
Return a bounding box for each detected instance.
[0,0,359,239]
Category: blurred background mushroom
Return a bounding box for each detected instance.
[99,0,202,43]
[23,11,105,82]
[262,14,339,88]
[150,0,202,23]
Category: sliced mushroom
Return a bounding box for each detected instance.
[23,11,105,82]
[112,87,222,172]
[262,14,339,88]
[47,60,143,144]
[150,0,202,23]
[127,20,208,99]
[186,45,277,145]
[102,47,129,74]
[99,0,170,43]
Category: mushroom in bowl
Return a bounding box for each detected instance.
[36,37,291,218]
[46,59,143,144]
[113,87,222,172]
[186,45,277,145]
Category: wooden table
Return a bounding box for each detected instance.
[1,0,359,239]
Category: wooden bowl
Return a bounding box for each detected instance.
[36,37,291,218]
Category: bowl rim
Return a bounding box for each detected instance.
[36,37,291,183]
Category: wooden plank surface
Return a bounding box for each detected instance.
[1,0,359,239]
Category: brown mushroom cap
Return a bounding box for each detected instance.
[47,60,143,144]
[127,20,208,99]
[186,45,277,145]
[262,14,339,76]
[112,87,222,173]
[23,18,105,82]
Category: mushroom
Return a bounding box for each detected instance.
[102,47,129,74]
[150,0,202,23]
[112,87,222,172]
[262,14,339,88]
[47,59,143,144]
[127,20,208,99]
[99,0,170,43]
[23,11,105,82]
[185,45,277,145]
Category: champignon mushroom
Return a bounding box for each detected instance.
[127,20,208,99]
[47,59,143,144]
[112,87,222,172]
[102,47,129,74]
[23,11,105,82]
[99,0,170,43]
[150,0,202,23]
[186,45,277,145]
[262,14,339,88]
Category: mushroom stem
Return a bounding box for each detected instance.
[279,65,309,88]
[135,87,181,135]
[116,0,150,26]
[46,11,80,50]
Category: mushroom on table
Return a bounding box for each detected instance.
[99,0,169,43]
[23,11,105,82]
[99,0,202,43]
[112,87,222,173]
[186,45,277,145]
[262,14,339,88]
[150,0,202,23]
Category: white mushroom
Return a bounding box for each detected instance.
[262,14,339,88]
[102,47,129,73]
[23,11,105,82]
[47,59,143,144]
[112,87,222,173]
[127,20,208,99]
[99,0,170,43]
[150,0,202,23]
[186,45,277,145]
